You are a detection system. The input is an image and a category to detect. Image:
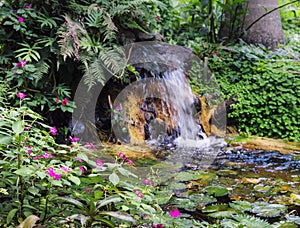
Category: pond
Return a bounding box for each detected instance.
[88,137,300,227]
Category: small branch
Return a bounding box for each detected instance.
[245,0,299,32]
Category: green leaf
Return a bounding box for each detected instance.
[204,185,229,197]
[229,201,252,212]
[12,120,23,135]
[7,208,18,224]
[28,186,39,195]
[14,167,34,177]
[251,202,286,217]
[0,135,12,145]
[68,175,81,185]
[76,153,89,162]
[36,171,47,179]
[109,173,119,186]
[97,195,122,209]
[99,211,135,223]
[54,196,85,209]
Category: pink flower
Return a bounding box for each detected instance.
[42,151,50,159]
[155,15,161,19]
[24,126,32,130]
[49,126,57,136]
[61,166,70,173]
[118,152,127,160]
[115,105,121,111]
[79,166,84,174]
[96,159,104,166]
[152,224,164,228]
[54,173,62,180]
[134,189,143,198]
[55,98,59,103]
[47,167,62,180]
[61,98,69,106]
[85,142,96,149]
[75,157,83,162]
[25,5,31,9]
[18,17,24,22]
[69,137,79,142]
[169,209,180,218]
[143,179,154,186]
[213,52,218,56]
[16,60,26,68]
[17,92,27,99]
[127,159,135,166]
[85,187,93,194]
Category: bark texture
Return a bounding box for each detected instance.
[243,0,285,50]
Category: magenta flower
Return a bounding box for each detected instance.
[17,92,27,99]
[61,166,70,173]
[49,126,57,136]
[96,159,104,166]
[118,152,127,160]
[152,224,164,228]
[169,209,180,218]
[47,167,62,180]
[25,5,31,9]
[79,166,85,174]
[115,105,121,111]
[85,142,96,149]
[134,189,143,198]
[16,60,26,68]
[85,187,93,194]
[143,179,154,186]
[155,15,161,19]
[54,173,62,180]
[69,137,79,142]
[24,126,32,130]
[75,157,83,162]
[126,159,135,166]
[55,98,59,103]
[18,17,24,22]
[61,98,69,106]
[213,52,218,56]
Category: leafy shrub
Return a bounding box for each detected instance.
[208,40,300,141]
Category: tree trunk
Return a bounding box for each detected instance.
[243,0,285,50]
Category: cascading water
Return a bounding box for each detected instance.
[144,69,204,141]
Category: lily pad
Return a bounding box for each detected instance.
[221,214,271,228]
[286,215,300,225]
[204,185,229,197]
[229,201,252,212]
[251,202,286,217]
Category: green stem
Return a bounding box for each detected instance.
[245,0,299,32]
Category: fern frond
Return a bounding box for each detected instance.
[100,47,126,73]
[83,58,105,90]
[57,15,87,61]
[32,61,50,85]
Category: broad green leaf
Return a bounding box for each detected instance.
[0,135,12,145]
[28,186,39,195]
[229,201,252,212]
[7,208,18,224]
[36,171,47,179]
[14,167,34,177]
[68,175,81,185]
[76,153,89,162]
[99,211,135,223]
[97,195,122,209]
[12,120,23,135]
[204,185,229,197]
[251,202,286,217]
[208,210,238,218]
[109,173,119,186]
[54,196,85,209]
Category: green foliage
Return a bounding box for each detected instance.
[208,39,300,141]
